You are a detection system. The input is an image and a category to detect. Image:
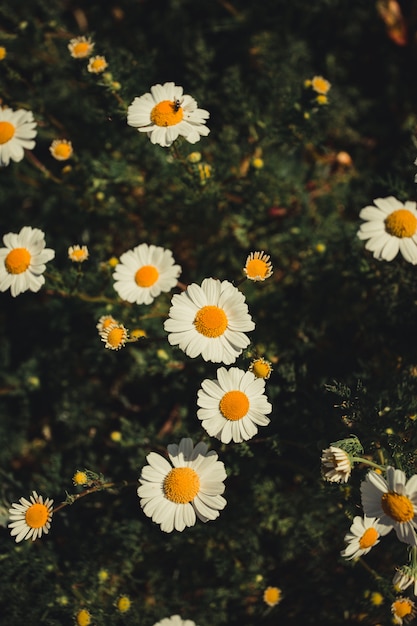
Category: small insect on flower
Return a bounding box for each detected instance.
[173,98,183,112]
[8,491,54,542]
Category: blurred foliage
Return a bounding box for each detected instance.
[2,0,417,624]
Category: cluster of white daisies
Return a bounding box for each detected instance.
[322,446,417,623]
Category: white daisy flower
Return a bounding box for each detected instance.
[360,466,417,546]
[100,323,128,350]
[8,490,53,542]
[127,82,210,147]
[68,245,89,263]
[68,36,94,59]
[243,251,273,281]
[49,139,73,161]
[321,446,352,483]
[153,616,197,626]
[87,55,108,74]
[0,107,37,167]
[357,196,417,264]
[113,243,181,305]
[391,597,417,625]
[164,278,255,365]
[197,366,272,443]
[393,566,417,596]
[0,226,55,297]
[137,438,227,533]
[340,515,391,560]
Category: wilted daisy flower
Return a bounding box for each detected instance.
[357,196,417,264]
[361,466,417,546]
[164,278,255,365]
[0,106,37,167]
[153,617,197,626]
[394,566,417,596]
[68,36,94,59]
[321,446,352,483]
[138,437,227,533]
[197,367,272,443]
[113,243,181,305]
[263,586,282,607]
[8,491,53,542]
[249,357,273,380]
[341,516,391,560]
[391,597,417,625]
[100,323,128,350]
[127,82,210,147]
[311,76,331,94]
[243,251,273,281]
[75,608,92,626]
[87,55,108,74]
[96,314,118,333]
[115,595,131,613]
[68,245,89,263]
[49,139,73,161]
[0,226,55,297]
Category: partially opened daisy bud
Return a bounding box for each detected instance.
[164,277,255,365]
[115,595,131,613]
[138,438,227,533]
[100,323,128,350]
[68,36,94,59]
[243,251,273,281]
[87,55,108,74]
[311,75,331,95]
[68,245,89,263]
[113,243,181,305]
[391,597,417,624]
[321,446,352,483]
[357,196,417,264]
[49,139,73,161]
[127,82,210,147]
[75,608,92,626]
[249,357,273,380]
[0,46,6,60]
[0,106,37,166]
[152,616,197,626]
[8,491,53,542]
[96,314,118,333]
[263,586,282,607]
[72,470,89,486]
[197,366,272,444]
[0,226,55,297]
[340,516,391,560]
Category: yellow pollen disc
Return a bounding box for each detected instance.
[393,599,413,618]
[76,609,92,626]
[246,258,269,279]
[116,596,131,612]
[5,247,31,274]
[381,491,415,522]
[385,209,417,238]
[194,305,228,338]
[264,587,281,606]
[0,120,15,144]
[134,264,159,287]
[73,471,88,485]
[163,467,200,503]
[150,100,184,127]
[312,76,330,94]
[25,502,49,529]
[53,143,72,159]
[73,42,90,57]
[359,527,378,549]
[219,390,250,421]
[251,359,272,379]
[107,327,126,348]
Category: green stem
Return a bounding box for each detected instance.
[351,457,386,472]
[52,480,129,514]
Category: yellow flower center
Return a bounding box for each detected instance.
[53,142,72,159]
[385,209,417,238]
[245,258,269,279]
[393,599,413,618]
[263,587,281,606]
[194,305,228,338]
[5,248,31,274]
[69,248,87,262]
[116,596,131,613]
[73,42,90,57]
[0,46,7,61]
[134,264,159,287]
[251,359,272,379]
[219,390,250,421]
[381,491,415,522]
[312,76,331,94]
[359,527,379,549]
[0,120,15,144]
[163,467,200,503]
[150,100,184,127]
[25,502,49,529]
[73,471,88,485]
[90,58,107,72]
[107,326,126,348]
[76,609,92,626]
